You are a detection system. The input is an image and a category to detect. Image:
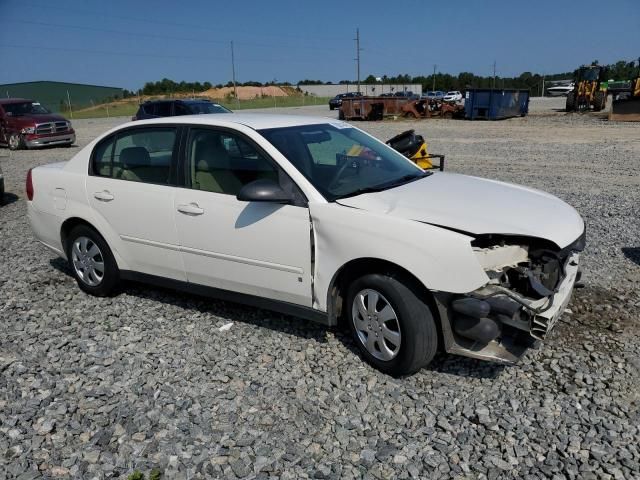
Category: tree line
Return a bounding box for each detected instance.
[121,59,638,98]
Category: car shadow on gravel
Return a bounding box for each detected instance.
[1,192,19,206]
[50,256,513,378]
[50,257,332,344]
[427,353,506,379]
[622,247,640,266]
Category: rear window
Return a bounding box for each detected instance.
[92,127,176,185]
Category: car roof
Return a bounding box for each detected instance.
[0,98,33,105]
[125,113,342,130]
[143,98,214,104]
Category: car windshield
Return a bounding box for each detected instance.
[259,123,429,201]
[187,103,231,114]
[3,102,51,116]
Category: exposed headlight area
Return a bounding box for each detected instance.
[21,126,36,134]
[444,232,585,362]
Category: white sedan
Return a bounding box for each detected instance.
[443,91,463,102]
[27,114,585,375]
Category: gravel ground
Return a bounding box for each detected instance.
[1,98,639,479]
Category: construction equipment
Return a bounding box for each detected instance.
[565,65,608,112]
[339,96,463,121]
[401,99,464,119]
[609,60,640,121]
[386,130,445,171]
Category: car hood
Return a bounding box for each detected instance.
[8,113,68,126]
[336,172,584,248]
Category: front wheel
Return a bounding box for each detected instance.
[592,91,605,112]
[8,133,24,151]
[347,273,438,376]
[565,92,575,112]
[66,225,120,296]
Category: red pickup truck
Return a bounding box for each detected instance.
[0,98,75,150]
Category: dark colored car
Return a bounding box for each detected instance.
[393,91,420,100]
[132,99,232,120]
[0,98,75,150]
[329,92,363,110]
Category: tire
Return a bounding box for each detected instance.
[593,91,605,112]
[565,92,575,112]
[8,133,24,151]
[329,105,335,110]
[338,109,345,120]
[346,273,438,376]
[66,225,119,296]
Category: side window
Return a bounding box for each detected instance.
[93,137,114,176]
[188,129,279,196]
[174,103,189,115]
[92,128,176,184]
[155,102,172,116]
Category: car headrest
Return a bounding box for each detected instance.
[119,147,151,168]
[195,136,230,171]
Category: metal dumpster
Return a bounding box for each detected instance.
[464,89,530,120]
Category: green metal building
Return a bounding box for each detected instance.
[0,81,123,112]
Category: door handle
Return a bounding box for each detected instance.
[93,191,114,202]
[177,203,204,215]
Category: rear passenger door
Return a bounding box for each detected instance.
[86,126,186,280]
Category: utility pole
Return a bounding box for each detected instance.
[230,40,239,108]
[355,28,362,93]
[432,64,437,91]
[541,74,545,97]
[492,60,496,89]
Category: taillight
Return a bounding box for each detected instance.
[26,168,34,201]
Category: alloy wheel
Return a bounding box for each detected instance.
[71,236,105,287]
[352,288,402,361]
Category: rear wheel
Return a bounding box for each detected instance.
[338,109,345,120]
[565,92,575,112]
[347,273,438,376]
[66,225,119,296]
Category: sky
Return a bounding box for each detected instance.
[0,0,638,90]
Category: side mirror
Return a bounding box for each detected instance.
[236,179,292,203]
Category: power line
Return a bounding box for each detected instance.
[8,0,349,43]
[0,43,350,66]
[0,43,228,61]
[7,19,339,52]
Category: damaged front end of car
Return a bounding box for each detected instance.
[434,230,586,364]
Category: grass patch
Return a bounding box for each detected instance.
[70,96,331,119]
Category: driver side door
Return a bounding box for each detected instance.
[173,127,313,306]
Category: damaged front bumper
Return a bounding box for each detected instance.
[434,252,580,364]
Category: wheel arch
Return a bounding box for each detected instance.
[326,257,443,343]
[59,216,123,267]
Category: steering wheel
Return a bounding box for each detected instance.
[328,157,360,191]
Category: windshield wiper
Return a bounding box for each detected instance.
[378,171,430,190]
[334,171,430,200]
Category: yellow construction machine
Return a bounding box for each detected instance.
[386,130,445,171]
[566,64,608,112]
[609,60,640,121]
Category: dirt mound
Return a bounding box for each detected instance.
[199,86,294,100]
